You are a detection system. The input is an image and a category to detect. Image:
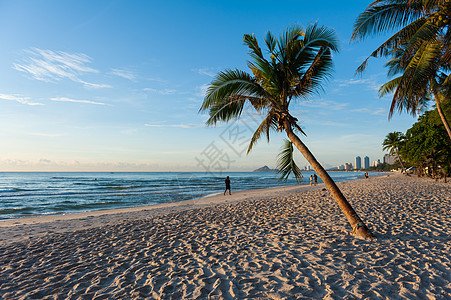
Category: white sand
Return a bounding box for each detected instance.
[0,174,450,299]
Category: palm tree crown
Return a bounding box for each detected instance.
[383,131,407,171]
[200,24,339,152]
[383,131,405,153]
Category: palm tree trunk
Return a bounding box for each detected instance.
[284,121,374,239]
[433,91,451,142]
[395,150,405,173]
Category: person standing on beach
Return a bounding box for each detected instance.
[313,174,318,185]
[224,176,231,195]
[309,175,313,186]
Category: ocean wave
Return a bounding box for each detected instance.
[0,171,376,219]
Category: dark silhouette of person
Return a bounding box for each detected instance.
[224,176,231,195]
[313,174,318,185]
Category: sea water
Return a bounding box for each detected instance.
[0,171,373,219]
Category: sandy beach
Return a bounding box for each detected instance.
[0,174,450,299]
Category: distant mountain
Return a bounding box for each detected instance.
[253,165,278,172]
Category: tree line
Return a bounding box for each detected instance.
[382,99,451,179]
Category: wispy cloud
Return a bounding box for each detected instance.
[335,78,380,92]
[111,68,136,80]
[77,80,112,89]
[0,93,44,106]
[144,123,200,128]
[299,99,349,110]
[50,97,106,105]
[143,88,179,95]
[193,68,216,77]
[351,107,386,115]
[14,48,111,88]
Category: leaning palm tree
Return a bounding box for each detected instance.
[351,0,451,141]
[382,131,407,172]
[200,25,374,239]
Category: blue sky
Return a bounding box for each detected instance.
[0,0,418,172]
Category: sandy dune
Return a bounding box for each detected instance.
[0,174,450,299]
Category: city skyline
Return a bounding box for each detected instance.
[330,153,393,170]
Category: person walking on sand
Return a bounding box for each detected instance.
[309,175,313,186]
[224,176,231,195]
[313,174,318,186]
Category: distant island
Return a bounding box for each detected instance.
[253,166,278,172]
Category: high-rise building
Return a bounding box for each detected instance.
[373,159,381,167]
[383,154,396,164]
[364,156,370,169]
[344,163,353,170]
[354,156,361,169]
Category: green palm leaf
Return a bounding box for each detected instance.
[247,113,278,154]
[295,47,334,98]
[276,139,303,182]
[354,16,428,74]
[265,31,277,55]
[352,1,423,41]
[243,33,264,59]
[379,76,403,97]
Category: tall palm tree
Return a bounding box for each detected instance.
[200,25,374,239]
[351,0,451,141]
[382,131,407,171]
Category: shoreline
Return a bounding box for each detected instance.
[0,170,381,222]
[0,182,327,245]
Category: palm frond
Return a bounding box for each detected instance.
[265,31,277,55]
[200,69,269,111]
[385,40,441,118]
[352,1,423,41]
[295,47,334,98]
[246,114,278,154]
[276,139,303,182]
[303,24,340,52]
[205,97,246,126]
[277,25,304,58]
[379,76,403,97]
[405,19,440,51]
[243,34,263,59]
[355,16,428,74]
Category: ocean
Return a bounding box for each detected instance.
[0,171,373,219]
